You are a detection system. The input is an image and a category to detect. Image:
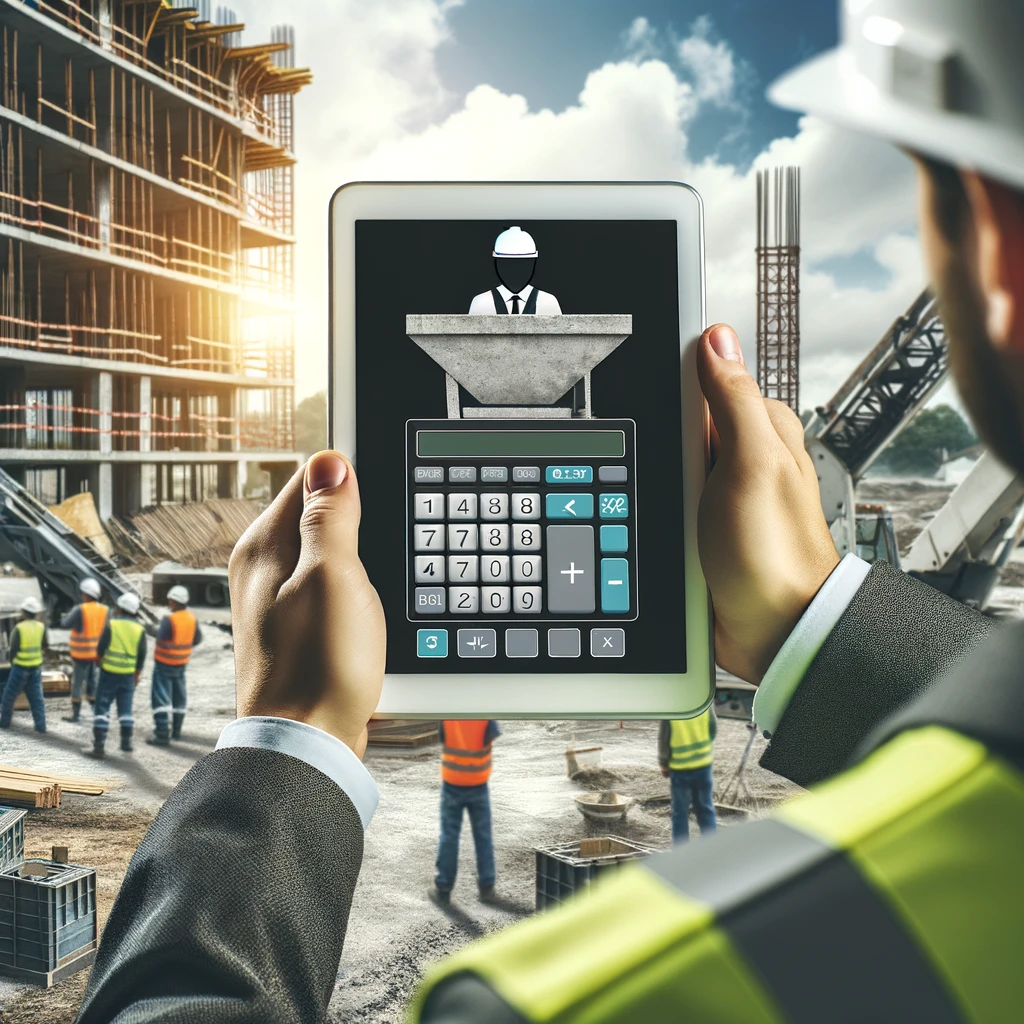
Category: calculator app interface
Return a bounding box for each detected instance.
[355,220,686,675]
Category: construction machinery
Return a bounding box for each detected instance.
[803,288,1024,609]
[0,467,157,629]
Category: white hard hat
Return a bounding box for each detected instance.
[769,0,1024,190]
[167,585,190,606]
[79,578,101,600]
[493,226,538,259]
[116,593,141,615]
[19,597,42,615]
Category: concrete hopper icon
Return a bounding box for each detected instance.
[405,314,633,418]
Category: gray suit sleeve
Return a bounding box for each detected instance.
[75,746,364,1024]
[760,559,995,788]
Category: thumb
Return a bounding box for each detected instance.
[696,324,771,451]
[298,450,362,566]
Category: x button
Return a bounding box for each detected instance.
[590,628,625,658]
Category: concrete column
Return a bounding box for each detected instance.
[97,0,112,49]
[139,376,152,454]
[217,461,237,499]
[97,372,112,456]
[140,465,156,508]
[97,463,113,522]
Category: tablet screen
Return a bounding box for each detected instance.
[354,220,686,675]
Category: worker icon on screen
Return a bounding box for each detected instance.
[468,226,562,315]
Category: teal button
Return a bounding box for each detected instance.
[545,493,594,519]
[417,629,448,657]
[599,493,629,519]
[601,559,630,613]
[545,465,593,485]
[600,525,629,553]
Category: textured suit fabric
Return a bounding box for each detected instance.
[75,747,363,1024]
[760,559,995,788]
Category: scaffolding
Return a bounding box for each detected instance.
[756,166,801,413]
[0,0,310,516]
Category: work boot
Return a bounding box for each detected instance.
[84,733,105,760]
[431,886,452,906]
[62,702,81,723]
[120,727,134,753]
[478,884,496,904]
[146,733,170,747]
[172,713,185,740]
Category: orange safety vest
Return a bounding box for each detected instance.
[441,720,492,786]
[69,601,109,662]
[154,609,197,667]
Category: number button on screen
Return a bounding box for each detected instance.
[481,524,510,551]
[448,493,478,520]
[481,586,511,613]
[448,555,479,583]
[480,494,509,521]
[481,555,510,582]
[448,524,479,551]
[415,555,445,583]
[513,586,542,614]
[449,587,480,614]
[512,494,541,520]
[512,555,542,582]
[414,494,445,521]
[513,525,541,551]
[414,525,445,551]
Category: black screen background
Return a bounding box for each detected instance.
[352,220,686,675]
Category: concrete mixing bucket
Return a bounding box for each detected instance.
[406,314,633,407]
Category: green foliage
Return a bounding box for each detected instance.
[872,404,977,477]
[294,390,327,454]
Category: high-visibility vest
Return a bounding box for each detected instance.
[154,610,197,666]
[668,712,712,770]
[12,619,44,668]
[69,601,108,662]
[441,721,492,786]
[413,725,1023,1022]
[101,618,145,675]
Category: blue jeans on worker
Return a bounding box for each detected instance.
[93,670,135,747]
[670,764,717,843]
[0,666,45,732]
[71,659,97,703]
[151,662,187,739]
[435,781,496,893]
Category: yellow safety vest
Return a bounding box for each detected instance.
[12,619,44,668]
[101,618,145,675]
[413,725,1024,1021]
[668,712,712,770]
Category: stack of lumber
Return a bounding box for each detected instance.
[0,765,118,809]
[366,720,440,749]
[108,499,263,569]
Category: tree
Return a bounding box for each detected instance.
[872,404,977,477]
[294,390,327,455]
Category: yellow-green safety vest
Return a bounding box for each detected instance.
[413,725,1024,1022]
[668,711,712,770]
[12,619,44,669]
[101,618,145,674]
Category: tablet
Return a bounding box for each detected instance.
[329,182,712,718]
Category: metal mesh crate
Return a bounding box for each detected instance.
[535,835,659,911]
[0,860,98,987]
[0,808,25,873]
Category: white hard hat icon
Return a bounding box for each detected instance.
[79,578,101,599]
[167,585,190,606]
[20,596,42,615]
[493,226,538,259]
[770,0,1024,191]
[117,593,141,615]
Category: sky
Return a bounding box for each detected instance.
[229,0,944,411]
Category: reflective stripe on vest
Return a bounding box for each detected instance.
[669,712,712,770]
[415,727,1019,1023]
[12,619,44,668]
[101,618,145,674]
[154,610,197,666]
[70,602,108,662]
[442,720,492,786]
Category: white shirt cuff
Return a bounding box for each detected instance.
[752,554,872,736]
[216,717,379,831]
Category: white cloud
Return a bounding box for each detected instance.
[677,15,737,106]
[230,2,928,414]
[622,16,660,62]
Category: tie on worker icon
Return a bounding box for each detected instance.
[468,226,563,315]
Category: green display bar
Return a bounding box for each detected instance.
[417,430,625,459]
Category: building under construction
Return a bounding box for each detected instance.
[0,0,309,518]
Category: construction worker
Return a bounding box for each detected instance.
[0,596,47,733]
[66,0,1024,1015]
[658,707,717,842]
[147,585,202,746]
[88,592,146,758]
[61,577,108,722]
[469,226,562,314]
[434,720,500,904]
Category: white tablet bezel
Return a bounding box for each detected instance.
[329,181,713,718]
